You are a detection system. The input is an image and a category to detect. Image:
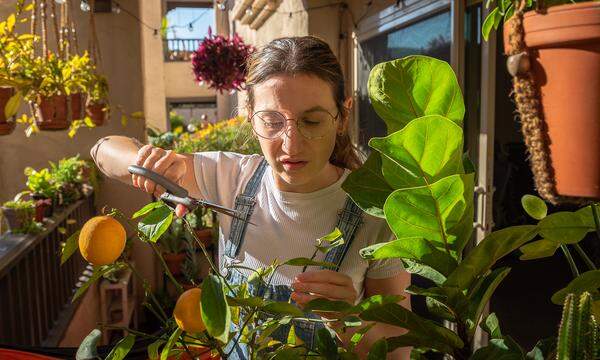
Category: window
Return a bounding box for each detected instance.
[164,3,214,61]
[357,10,451,147]
[167,101,218,130]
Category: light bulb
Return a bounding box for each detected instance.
[80,0,91,12]
[111,3,121,14]
[229,89,236,95]
[55,0,66,4]
[245,8,253,16]
[217,2,226,10]
[198,80,204,87]
[187,124,198,132]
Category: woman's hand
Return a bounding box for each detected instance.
[290,269,357,307]
[132,144,188,217]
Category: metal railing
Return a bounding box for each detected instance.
[0,193,95,346]
[163,38,203,61]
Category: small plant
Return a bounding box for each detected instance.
[24,166,57,199]
[1,199,41,234]
[556,292,600,359]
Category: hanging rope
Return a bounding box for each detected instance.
[88,0,103,67]
[40,0,48,57]
[507,0,587,205]
[50,0,63,58]
[30,0,37,58]
[68,0,80,55]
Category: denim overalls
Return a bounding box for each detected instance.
[221,159,364,359]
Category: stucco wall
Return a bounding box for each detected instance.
[164,61,216,100]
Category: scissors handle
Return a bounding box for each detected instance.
[127,165,188,198]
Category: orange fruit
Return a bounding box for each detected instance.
[78,216,126,266]
[173,288,206,333]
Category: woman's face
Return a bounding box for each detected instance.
[251,74,347,193]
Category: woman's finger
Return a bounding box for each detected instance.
[141,148,165,194]
[175,204,189,218]
[133,145,154,188]
[291,281,355,303]
[295,269,353,287]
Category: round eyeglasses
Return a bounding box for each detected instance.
[250,110,340,140]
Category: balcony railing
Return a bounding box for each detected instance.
[163,38,202,61]
[0,193,95,346]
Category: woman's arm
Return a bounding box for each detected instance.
[90,135,202,205]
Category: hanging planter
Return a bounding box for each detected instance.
[86,101,108,125]
[191,27,254,93]
[502,1,600,203]
[35,94,70,130]
[0,87,16,135]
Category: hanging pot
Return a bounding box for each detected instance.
[0,87,16,135]
[85,101,108,126]
[35,94,69,130]
[71,93,84,120]
[504,2,600,199]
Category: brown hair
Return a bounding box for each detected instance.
[244,36,363,170]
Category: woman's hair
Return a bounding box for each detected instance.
[244,36,363,170]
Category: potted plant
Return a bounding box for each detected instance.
[24,166,57,220]
[159,217,187,275]
[50,155,86,206]
[1,199,35,233]
[84,71,109,126]
[483,0,600,202]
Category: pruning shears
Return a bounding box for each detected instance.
[127,165,254,225]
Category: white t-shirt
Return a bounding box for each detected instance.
[193,151,404,302]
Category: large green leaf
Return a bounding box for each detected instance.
[406,285,469,321]
[368,55,464,133]
[360,302,464,351]
[445,225,538,290]
[387,332,456,355]
[262,301,304,317]
[370,115,464,189]
[538,211,594,244]
[551,270,600,305]
[466,267,511,338]
[384,173,474,257]
[521,195,547,220]
[360,237,458,277]
[105,334,135,360]
[160,328,181,360]
[341,152,393,218]
[61,230,81,265]
[470,336,524,360]
[519,239,560,260]
[480,313,503,340]
[138,204,173,243]
[401,259,447,285]
[201,274,231,343]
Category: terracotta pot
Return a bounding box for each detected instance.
[0,87,16,135]
[32,195,53,221]
[163,252,186,275]
[86,101,108,126]
[504,2,600,199]
[1,206,34,232]
[36,95,69,130]
[70,93,84,120]
[195,228,213,248]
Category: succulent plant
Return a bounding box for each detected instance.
[557,292,600,360]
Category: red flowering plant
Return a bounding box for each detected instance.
[191,27,254,94]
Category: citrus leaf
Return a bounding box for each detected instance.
[105,334,135,360]
[521,195,547,220]
[201,274,231,343]
[61,230,81,265]
[138,205,173,243]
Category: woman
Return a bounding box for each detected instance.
[91,36,411,359]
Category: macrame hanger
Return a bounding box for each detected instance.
[506,0,587,205]
[40,0,48,57]
[50,0,63,58]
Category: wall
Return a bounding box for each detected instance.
[164,61,216,100]
[0,0,157,343]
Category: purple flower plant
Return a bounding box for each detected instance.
[191,27,255,94]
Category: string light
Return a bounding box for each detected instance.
[80,0,91,12]
[54,0,66,4]
[217,2,226,11]
[188,23,194,32]
[245,8,253,16]
[111,2,121,14]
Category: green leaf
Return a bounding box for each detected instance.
[470,336,524,360]
[368,55,465,133]
[105,334,135,360]
[466,267,511,338]
[160,328,182,360]
[551,270,600,305]
[6,14,15,32]
[132,201,163,219]
[72,265,118,302]
[131,111,145,119]
[406,285,468,321]
[262,301,304,317]
[350,294,405,314]
[519,239,560,260]
[138,204,173,243]
[539,211,593,244]
[525,338,556,360]
[4,91,22,119]
[147,339,165,360]
[401,259,447,285]
[480,312,502,339]
[75,329,102,360]
[341,152,393,218]
[383,173,474,257]
[387,332,456,355]
[482,8,499,41]
[304,297,354,313]
[367,338,388,360]
[61,230,81,265]
[521,195,547,220]
[201,274,231,343]
[360,237,458,277]
[316,327,338,360]
[282,257,337,269]
[370,115,464,189]
[226,295,265,307]
[350,323,376,351]
[445,225,538,290]
[360,302,464,351]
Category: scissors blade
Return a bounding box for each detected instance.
[197,199,256,226]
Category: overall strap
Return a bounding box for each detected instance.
[321,197,364,271]
[224,159,269,259]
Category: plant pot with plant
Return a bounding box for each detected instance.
[24,166,58,219]
[50,155,87,206]
[1,199,35,233]
[483,0,600,202]
[84,72,109,126]
[160,217,187,276]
